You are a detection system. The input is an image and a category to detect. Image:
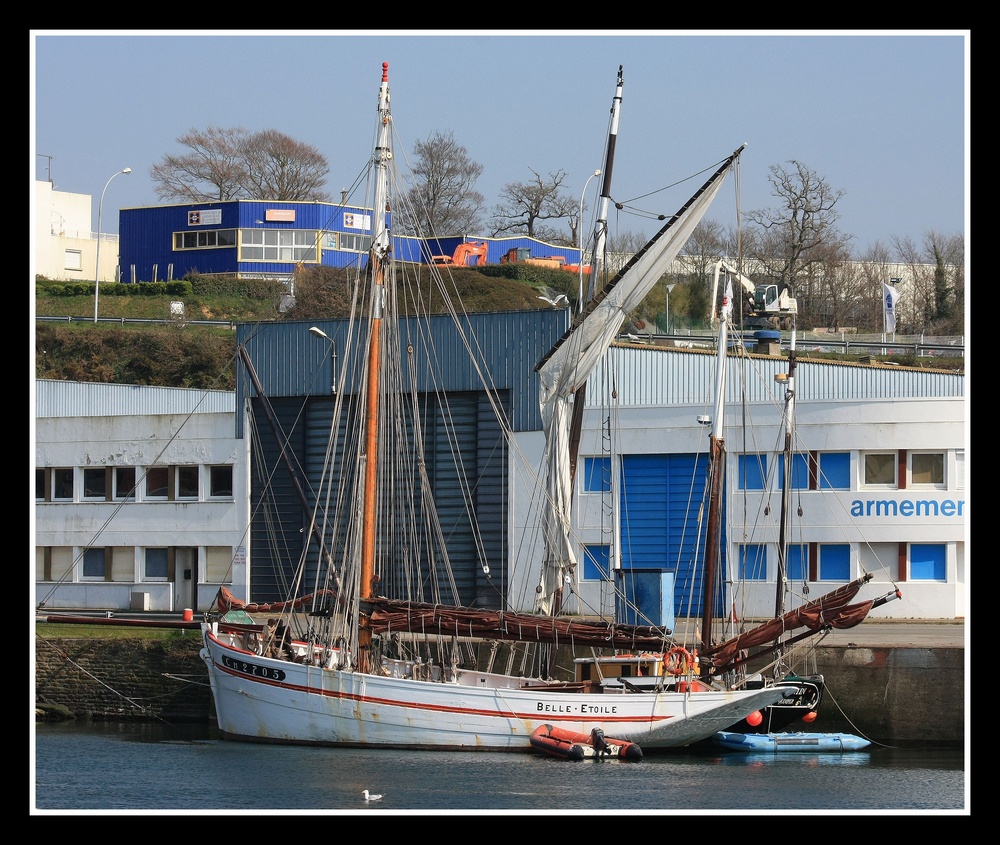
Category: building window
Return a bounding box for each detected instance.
[145,467,168,499]
[174,229,237,250]
[239,229,319,262]
[82,547,106,579]
[910,544,946,581]
[35,467,45,501]
[778,452,809,489]
[955,449,965,490]
[114,467,136,500]
[862,452,896,487]
[786,544,808,581]
[818,452,850,490]
[64,249,83,271]
[52,468,74,501]
[209,465,233,498]
[739,544,767,581]
[582,544,611,580]
[176,466,200,499]
[582,457,611,493]
[144,547,169,580]
[335,232,372,253]
[738,454,766,491]
[910,452,945,488]
[83,467,108,500]
[819,544,851,580]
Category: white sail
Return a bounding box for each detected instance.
[534,145,746,614]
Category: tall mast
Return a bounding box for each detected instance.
[568,66,624,483]
[700,287,730,653]
[586,64,623,304]
[358,61,392,673]
[774,331,798,642]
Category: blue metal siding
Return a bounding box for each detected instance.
[234,310,565,437]
[119,200,586,281]
[620,453,727,619]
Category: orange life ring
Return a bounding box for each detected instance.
[663,646,691,676]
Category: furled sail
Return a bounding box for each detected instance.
[701,573,902,669]
[532,145,747,614]
[367,597,671,650]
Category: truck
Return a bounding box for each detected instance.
[499,247,591,275]
[432,241,489,267]
[710,259,797,331]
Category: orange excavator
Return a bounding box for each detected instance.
[499,247,590,275]
[432,241,489,266]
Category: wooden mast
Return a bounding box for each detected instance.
[358,62,392,674]
[700,290,729,654]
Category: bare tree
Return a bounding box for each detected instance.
[150,126,330,202]
[746,161,849,297]
[242,130,330,201]
[150,127,251,201]
[398,131,485,236]
[490,169,578,238]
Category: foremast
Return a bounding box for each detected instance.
[359,61,393,674]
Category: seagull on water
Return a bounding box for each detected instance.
[362,789,383,802]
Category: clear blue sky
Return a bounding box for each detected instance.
[31,30,968,256]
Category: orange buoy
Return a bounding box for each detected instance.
[746,710,763,727]
[802,711,818,723]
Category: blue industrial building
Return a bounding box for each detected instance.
[118,199,582,284]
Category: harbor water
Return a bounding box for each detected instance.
[32,721,968,815]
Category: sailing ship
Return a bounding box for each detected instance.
[198,61,790,751]
[697,293,902,734]
[569,270,903,737]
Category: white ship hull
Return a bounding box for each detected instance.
[201,624,786,750]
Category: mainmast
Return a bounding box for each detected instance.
[358,61,393,673]
[568,65,624,484]
[586,64,623,305]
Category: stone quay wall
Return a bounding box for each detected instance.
[34,635,964,748]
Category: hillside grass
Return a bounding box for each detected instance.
[34,267,962,387]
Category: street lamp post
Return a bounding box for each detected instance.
[309,326,338,394]
[578,169,601,314]
[93,167,132,323]
[665,283,677,334]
